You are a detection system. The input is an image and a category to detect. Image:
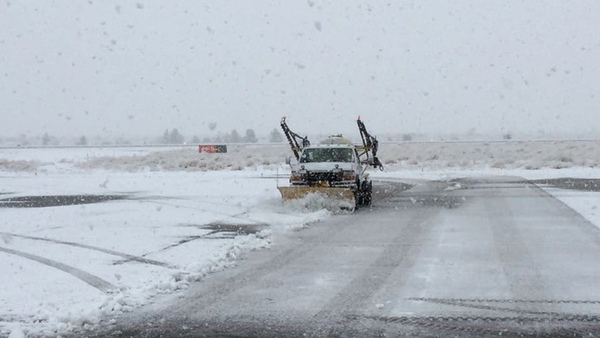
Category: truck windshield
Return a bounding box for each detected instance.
[299,148,353,163]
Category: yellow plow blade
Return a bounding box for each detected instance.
[277,186,356,202]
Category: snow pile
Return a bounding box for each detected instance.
[282,192,355,214]
[181,233,270,282]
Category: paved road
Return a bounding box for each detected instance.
[92,177,600,337]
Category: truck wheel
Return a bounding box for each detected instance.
[355,180,363,207]
[362,180,373,206]
[357,192,364,206]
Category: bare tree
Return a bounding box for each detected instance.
[76,135,88,146]
[269,128,283,143]
[42,133,51,146]
[244,129,258,143]
[227,129,241,143]
[169,129,184,144]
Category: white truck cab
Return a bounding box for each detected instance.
[279,117,382,209]
[290,136,365,189]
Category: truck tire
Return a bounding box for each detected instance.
[355,179,363,207]
[362,180,373,206]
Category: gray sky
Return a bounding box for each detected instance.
[1,0,599,140]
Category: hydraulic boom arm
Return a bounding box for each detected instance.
[280,117,310,161]
[357,117,384,170]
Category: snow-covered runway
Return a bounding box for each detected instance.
[88,177,600,337]
[1,144,600,337]
[0,167,330,337]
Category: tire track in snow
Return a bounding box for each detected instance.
[166,224,340,316]
[0,232,174,269]
[0,246,117,293]
[484,191,549,306]
[136,199,267,225]
[145,207,355,320]
[313,197,440,325]
[99,182,450,337]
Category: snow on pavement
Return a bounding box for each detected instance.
[1,143,599,337]
[0,147,332,337]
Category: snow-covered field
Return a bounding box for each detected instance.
[2,140,599,173]
[1,141,599,337]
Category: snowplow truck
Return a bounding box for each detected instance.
[278,117,384,210]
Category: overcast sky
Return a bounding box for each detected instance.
[1,0,599,140]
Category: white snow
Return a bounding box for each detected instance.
[0,141,599,337]
[378,140,600,171]
[542,189,600,228]
[6,326,24,338]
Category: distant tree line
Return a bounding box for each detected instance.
[162,127,285,144]
[269,128,284,143]
[163,129,184,144]
[0,128,287,147]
